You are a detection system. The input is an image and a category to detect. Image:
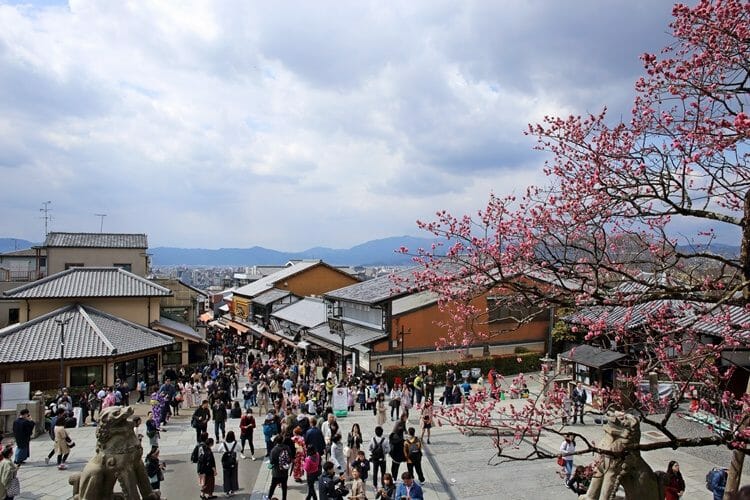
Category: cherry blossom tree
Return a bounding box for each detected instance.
[401,0,750,493]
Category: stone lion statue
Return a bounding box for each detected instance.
[580,412,663,500]
[69,406,160,500]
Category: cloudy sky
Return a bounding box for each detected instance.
[0,0,678,250]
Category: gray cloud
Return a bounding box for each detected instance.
[0,0,680,249]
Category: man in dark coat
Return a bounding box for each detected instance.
[13,408,36,464]
[304,416,326,455]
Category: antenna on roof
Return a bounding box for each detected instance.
[94,213,107,233]
[40,201,52,237]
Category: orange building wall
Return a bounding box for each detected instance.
[282,265,359,297]
[376,292,549,354]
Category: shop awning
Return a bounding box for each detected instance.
[199,311,214,322]
[226,320,250,334]
[208,320,227,329]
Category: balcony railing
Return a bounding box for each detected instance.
[0,270,47,282]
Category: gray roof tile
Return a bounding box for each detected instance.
[0,304,174,363]
[2,267,172,299]
[253,288,292,306]
[272,297,327,329]
[45,232,148,248]
[233,261,321,298]
[324,268,416,305]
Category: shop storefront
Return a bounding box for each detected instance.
[115,354,159,389]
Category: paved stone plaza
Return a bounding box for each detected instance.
[5,373,747,499]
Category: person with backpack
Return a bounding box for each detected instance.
[369,426,390,490]
[196,437,216,500]
[302,444,322,500]
[403,427,425,483]
[221,431,239,496]
[267,435,291,500]
[707,466,727,500]
[239,408,256,460]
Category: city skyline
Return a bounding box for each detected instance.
[0,1,682,249]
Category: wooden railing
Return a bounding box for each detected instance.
[0,270,46,282]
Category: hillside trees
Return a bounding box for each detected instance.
[401,0,750,494]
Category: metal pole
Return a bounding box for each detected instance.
[341,333,345,382]
[400,326,405,366]
[59,322,65,389]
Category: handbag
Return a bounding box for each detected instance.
[343,446,352,458]
[557,456,565,467]
[7,476,20,497]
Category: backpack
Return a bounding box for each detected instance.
[370,437,385,462]
[278,447,291,470]
[706,467,726,491]
[190,443,203,464]
[221,442,237,469]
[407,438,421,459]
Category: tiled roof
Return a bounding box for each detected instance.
[272,297,327,329]
[2,267,172,299]
[0,304,173,363]
[308,322,387,348]
[566,300,750,338]
[324,268,416,305]
[560,344,627,368]
[44,232,148,248]
[152,316,205,342]
[392,290,439,316]
[0,248,41,257]
[233,261,321,298]
[253,288,292,306]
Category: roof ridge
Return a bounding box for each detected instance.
[2,267,76,296]
[80,305,174,342]
[77,305,116,352]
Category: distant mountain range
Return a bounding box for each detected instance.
[149,236,441,266]
[0,236,741,267]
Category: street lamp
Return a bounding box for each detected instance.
[55,318,70,390]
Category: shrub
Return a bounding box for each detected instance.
[382,353,542,386]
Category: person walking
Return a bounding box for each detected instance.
[708,467,727,500]
[318,460,346,500]
[388,425,406,482]
[267,435,291,500]
[395,471,423,500]
[239,408,256,460]
[220,431,239,497]
[192,400,211,444]
[348,467,366,500]
[420,400,433,444]
[559,434,575,483]
[292,426,307,483]
[571,383,586,424]
[403,427,425,483]
[12,409,35,465]
[262,411,280,459]
[305,417,325,457]
[0,446,19,500]
[330,433,346,476]
[53,416,72,470]
[389,385,402,421]
[302,444,322,500]
[197,437,217,500]
[664,460,685,500]
[369,426,390,490]
[144,446,166,491]
[376,394,387,426]
[146,411,160,448]
[212,398,227,443]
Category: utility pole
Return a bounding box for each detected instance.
[40,201,52,237]
[398,325,411,366]
[94,213,107,233]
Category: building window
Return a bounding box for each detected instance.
[39,257,47,267]
[8,308,19,325]
[65,263,84,270]
[114,263,132,272]
[163,342,183,365]
[70,365,104,387]
[487,298,545,323]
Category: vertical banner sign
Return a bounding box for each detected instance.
[333,387,349,417]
